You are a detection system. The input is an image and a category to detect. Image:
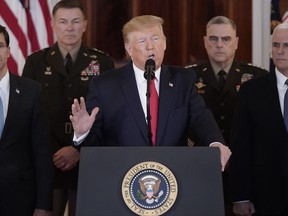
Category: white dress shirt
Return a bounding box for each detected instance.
[0,71,10,122]
[275,68,288,116]
[133,63,160,119]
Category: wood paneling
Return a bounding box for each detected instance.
[82,0,130,63]
[186,0,226,65]
[83,0,252,67]
[228,0,252,63]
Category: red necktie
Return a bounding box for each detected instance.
[150,79,158,145]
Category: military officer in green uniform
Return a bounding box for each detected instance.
[22,1,114,215]
[187,61,267,146]
[186,16,268,216]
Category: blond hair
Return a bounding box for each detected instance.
[122,15,165,43]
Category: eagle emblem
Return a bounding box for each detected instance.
[138,175,164,204]
[122,161,178,215]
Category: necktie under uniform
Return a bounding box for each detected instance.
[0,96,4,137]
[150,79,158,145]
[218,70,226,91]
[65,53,72,74]
[284,79,288,131]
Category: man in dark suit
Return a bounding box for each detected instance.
[186,16,268,216]
[229,23,288,215]
[70,15,231,171]
[0,25,52,216]
[22,0,114,215]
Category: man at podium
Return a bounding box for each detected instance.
[70,15,231,171]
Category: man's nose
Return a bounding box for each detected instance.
[146,39,154,50]
[216,38,224,47]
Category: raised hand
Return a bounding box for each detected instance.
[69,97,99,138]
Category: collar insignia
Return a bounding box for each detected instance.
[44,67,52,75]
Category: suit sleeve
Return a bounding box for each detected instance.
[229,84,253,202]
[31,84,53,210]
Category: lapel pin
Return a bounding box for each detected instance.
[169,82,173,87]
[16,88,20,94]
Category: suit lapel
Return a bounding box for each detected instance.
[223,61,242,93]
[119,63,148,142]
[198,64,218,91]
[198,61,242,94]
[1,74,21,141]
[265,72,288,133]
[46,43,94,78]
[46,44,67,76]
[156,66,174,145]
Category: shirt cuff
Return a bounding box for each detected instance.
[209,142,223,147]
[73,130,90,146]
[233,200,250,203]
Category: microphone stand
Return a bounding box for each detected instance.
[144,64,155,147]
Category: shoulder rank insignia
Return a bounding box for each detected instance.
[92,48,110,56]
[90,54,97,59]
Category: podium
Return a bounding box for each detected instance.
[76,146,224,216]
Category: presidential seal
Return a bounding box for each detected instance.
[122,161,178,216]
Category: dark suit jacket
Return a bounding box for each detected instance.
[187,61,267,146]
[229,71,288,214]
[0,73,52,215]
[22,42,114,189]
[81,61,224,147]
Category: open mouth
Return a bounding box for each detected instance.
[148,54,155,59]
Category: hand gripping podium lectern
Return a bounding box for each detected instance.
[76,146,224,216]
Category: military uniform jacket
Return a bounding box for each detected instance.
[186,61,267,146]
[22,42,114,189]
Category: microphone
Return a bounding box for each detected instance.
[144,58,156,146]
[144,59,155,80]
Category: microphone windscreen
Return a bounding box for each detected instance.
[145,58,155,71]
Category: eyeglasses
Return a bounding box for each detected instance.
[0,43,7,49]
[207,36,232,45]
